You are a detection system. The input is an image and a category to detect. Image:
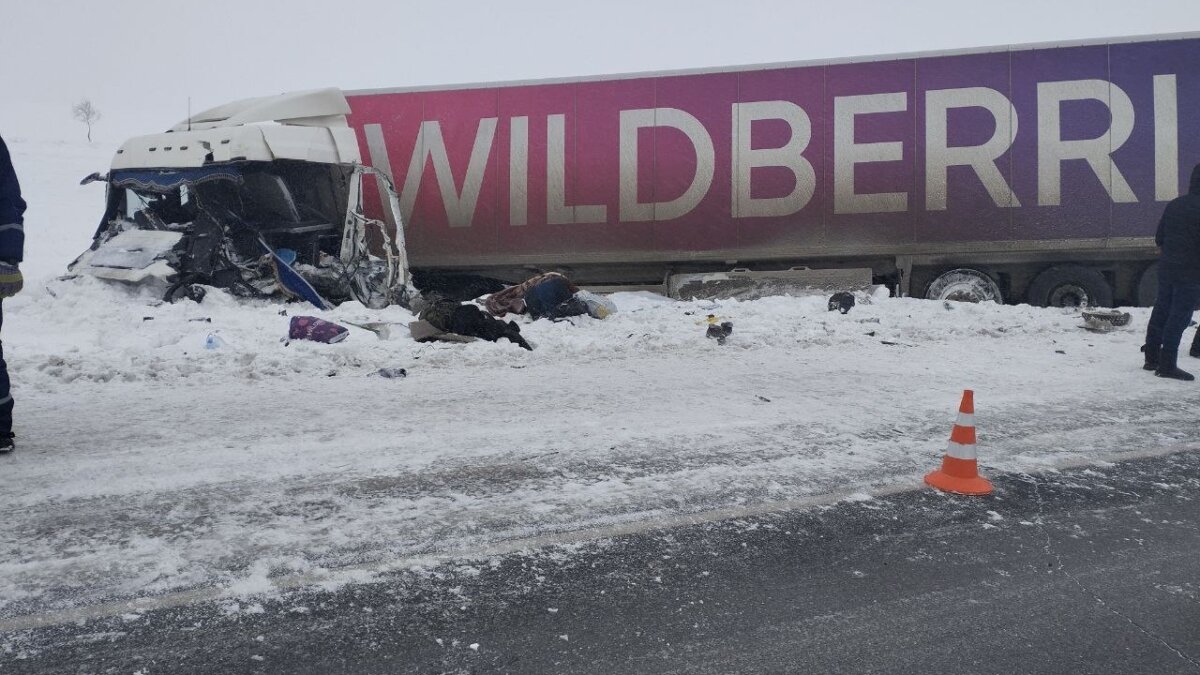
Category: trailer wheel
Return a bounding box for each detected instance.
[1026,265,1113,308]
[924,268,1003,304]
[1136,263,1159,307]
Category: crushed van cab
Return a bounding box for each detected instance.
[71,88,412,309]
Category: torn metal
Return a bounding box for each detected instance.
[71,160,410,308]
[70,88,413,309]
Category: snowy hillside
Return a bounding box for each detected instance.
[2,140,1199,627]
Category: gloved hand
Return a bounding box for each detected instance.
[0,261,23,298]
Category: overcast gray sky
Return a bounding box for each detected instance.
[2,0,1197,142]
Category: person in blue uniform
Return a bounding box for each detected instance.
[0,135,26,451]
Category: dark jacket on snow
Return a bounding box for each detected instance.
[0,135,26,263]
[1156,164,1200,284]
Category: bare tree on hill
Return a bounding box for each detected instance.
[72,99,101,142]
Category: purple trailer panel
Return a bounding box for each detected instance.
[347,35,1198,268]
[734,65,828,255]
[823,58,916,250]
[1110,38,1200,238]
[915,50,1015,244]
[1009,44,1112,241]
[652,72,738,254]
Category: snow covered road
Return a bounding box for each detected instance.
[1,280,1198,620]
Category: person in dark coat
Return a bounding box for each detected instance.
[1142,163,1200,381]
[0,135,26,452]
[418,296,532,350]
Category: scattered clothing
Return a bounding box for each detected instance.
[485,272,578,317]
[483,272,613,322]
[420,299,532,350]
[706,318,733,345]
[574,290,617,319]
[539,295,589,321]
[289,316,349,344]
[523,275,578,319]
[828,291,855,314]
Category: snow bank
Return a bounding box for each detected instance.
[1,138,1197,620]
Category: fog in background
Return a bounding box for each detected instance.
[2,0,1197,143]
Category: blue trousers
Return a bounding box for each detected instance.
[1145,273,1200,355]
[0,301,10,434]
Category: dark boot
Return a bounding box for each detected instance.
[1156,350,1195,381]
[1142,343,1160,371]
[1191,332,1200,359]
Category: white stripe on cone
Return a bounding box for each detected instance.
[945,440,977,460]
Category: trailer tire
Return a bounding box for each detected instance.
[1027,265,1112,308]
[1137,263,1159,307]
[924,268,1003,304]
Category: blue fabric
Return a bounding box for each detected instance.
[524,277,574,318]
[110,166,243,193]
[1145,272,1200,356]
[0,136,26,262]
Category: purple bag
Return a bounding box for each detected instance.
[289,316,349,344]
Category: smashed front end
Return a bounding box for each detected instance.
[70,88,412,309]
[72,162,405,308]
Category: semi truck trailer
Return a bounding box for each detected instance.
[77,32,1200,307]
[345,31,1200,306]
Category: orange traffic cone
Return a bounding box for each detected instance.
[924,390,993,496]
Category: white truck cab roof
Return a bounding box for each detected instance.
[111,88,362,170]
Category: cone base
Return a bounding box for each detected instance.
[925,469,993,496]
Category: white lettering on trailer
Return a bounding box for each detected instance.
[731,101,816,218]
[400,118,498,227]
[509,116,529,226]
[833,92,909,214]
[548,114,608,224]
[619,108,715,222]
[925,87,1020,211]
[372,73,1182,228]
[1037,79,1136,206]
[1154,74,1179,201]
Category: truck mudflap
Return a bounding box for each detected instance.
[70,162,414,309]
